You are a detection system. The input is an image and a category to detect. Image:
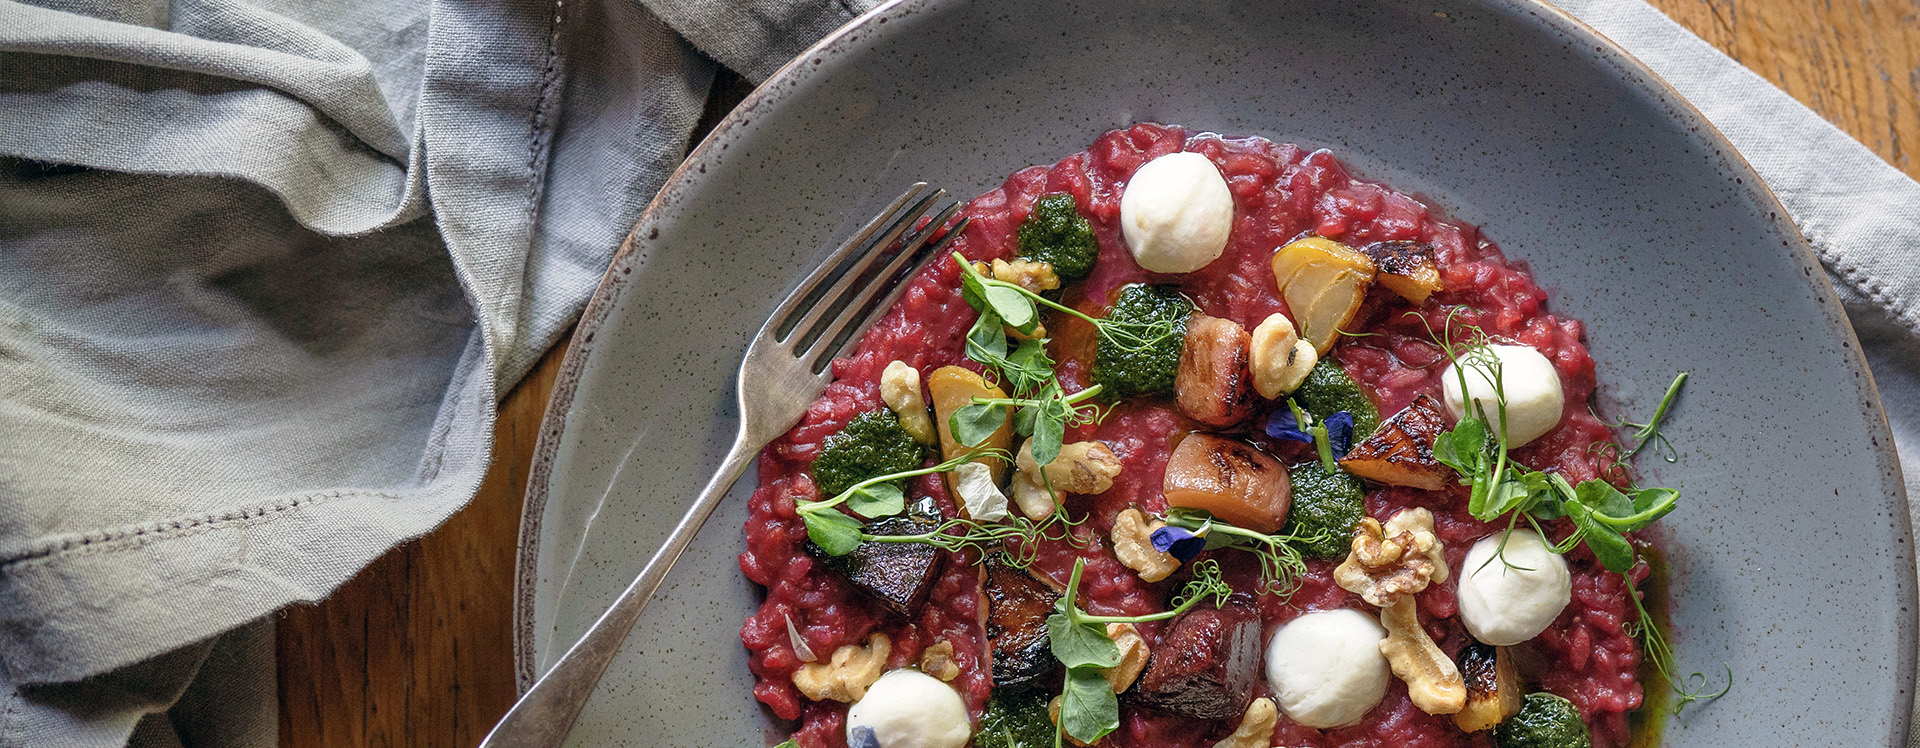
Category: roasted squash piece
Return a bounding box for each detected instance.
[983,552,1061,689]
[1270,237,1376,354]
[1453,642,1522,732]
[1339,394,1453,490]
[1357,240,1444,305]
[928,365,1012,499]
[1175,314,1257,428]
[1163,434,1291,534]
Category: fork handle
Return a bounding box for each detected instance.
[480,429,756,748]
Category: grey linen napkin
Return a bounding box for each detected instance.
[0,1,1915,748]
[0,0,875,745]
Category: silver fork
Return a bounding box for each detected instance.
[480,184,967,748]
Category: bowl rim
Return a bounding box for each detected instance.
[510,0,1915,742]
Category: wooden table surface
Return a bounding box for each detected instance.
[276,3,1920,746]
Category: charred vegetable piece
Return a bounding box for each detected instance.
[1163,434,1291,534]
[1454,642,1523,733]
[1091,284,1192,399]
[975,688,1056,748]
[1495,693,1591,748]
[1017,193,1100,282]
[1270,237,1376,354]
[812,409,926,498]
[1281,460,1367,559]
[1175,314,1257,428]
[1357,240,1444,305]
[1129,597,1264,721]
[1339,394,1453,490]
[983,553,1061,688]
[810,513,943,617]
[1291,358,1381,436]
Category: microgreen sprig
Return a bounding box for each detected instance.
[1046,557,1233,747]
[1413,310,1726,711]
[795,444,1009,555]
[860,510,1082,568]
[1161,508,1321,597]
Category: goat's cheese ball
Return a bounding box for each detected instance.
[845,669,971,748]
[1119,152,1234,273]
[1440,343,1565,448]
[1264,609,1392,729]
[1457,530,1573,646]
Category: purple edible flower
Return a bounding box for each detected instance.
[1326,411,1356,457]
[848,726,880,748]
[1264,408,1313,443]
[1150,525,1207,563]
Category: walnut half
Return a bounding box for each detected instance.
[1110,508,1180,582]
[1334,508,1446,606]
[1209,697,1278,748]
[791,632,891,702]
[1378,597,1465,715]
[1009,439,1123,519]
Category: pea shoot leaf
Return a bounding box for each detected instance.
[1565,501,1635,572]
[843,482,904,518]
[981,284,1036,329]
[951,403,1008,447]
[1060,666,1120,745]
[966,310,1009,363]
[1045,612,1120,669]
[802,508,864,556]
[1433,416,1487,479]
[1029,407,1066,465]
[1577,479,1636,519]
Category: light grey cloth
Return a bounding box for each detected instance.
[0,1,1915,747]
[0,0,872,745]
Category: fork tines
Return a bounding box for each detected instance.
[769,184,970,373]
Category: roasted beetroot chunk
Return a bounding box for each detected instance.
[1128,597,1263,721]
[810,513,943,618]
[983,552,1061,688]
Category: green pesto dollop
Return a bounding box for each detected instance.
[1291,357,1381,437]
[973,689,1056,748]
[811,409,925,497]
[1016,192,1100,282]
[1495,693,1592,748]
[1090,283,1192,400]
[1282,461,1368,558]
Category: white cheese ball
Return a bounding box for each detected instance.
[1440,344,1565,448]
[1457,530,1572,646]
[845,669,971,748]
[1265,609,1391,729]
[1118,152,1234,273]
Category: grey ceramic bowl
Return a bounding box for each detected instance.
[513,1,1913,746]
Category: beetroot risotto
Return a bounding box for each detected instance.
[740,124,1718,748]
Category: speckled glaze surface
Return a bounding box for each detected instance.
[511,1,1913,746]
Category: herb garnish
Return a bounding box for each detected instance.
[1160,509,1322,596]
[1046,558,1233,747]
[1417,311,1728,712]
[795,444,1009,555]
[952,253,1181,465]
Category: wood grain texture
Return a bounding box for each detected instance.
[276,8,1918,747]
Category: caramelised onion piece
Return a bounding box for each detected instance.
[1270,237,1376,354]
[1175,314,1257,428]
[1162,434,1290,534]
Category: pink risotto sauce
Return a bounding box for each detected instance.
[739,123,1648,748]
